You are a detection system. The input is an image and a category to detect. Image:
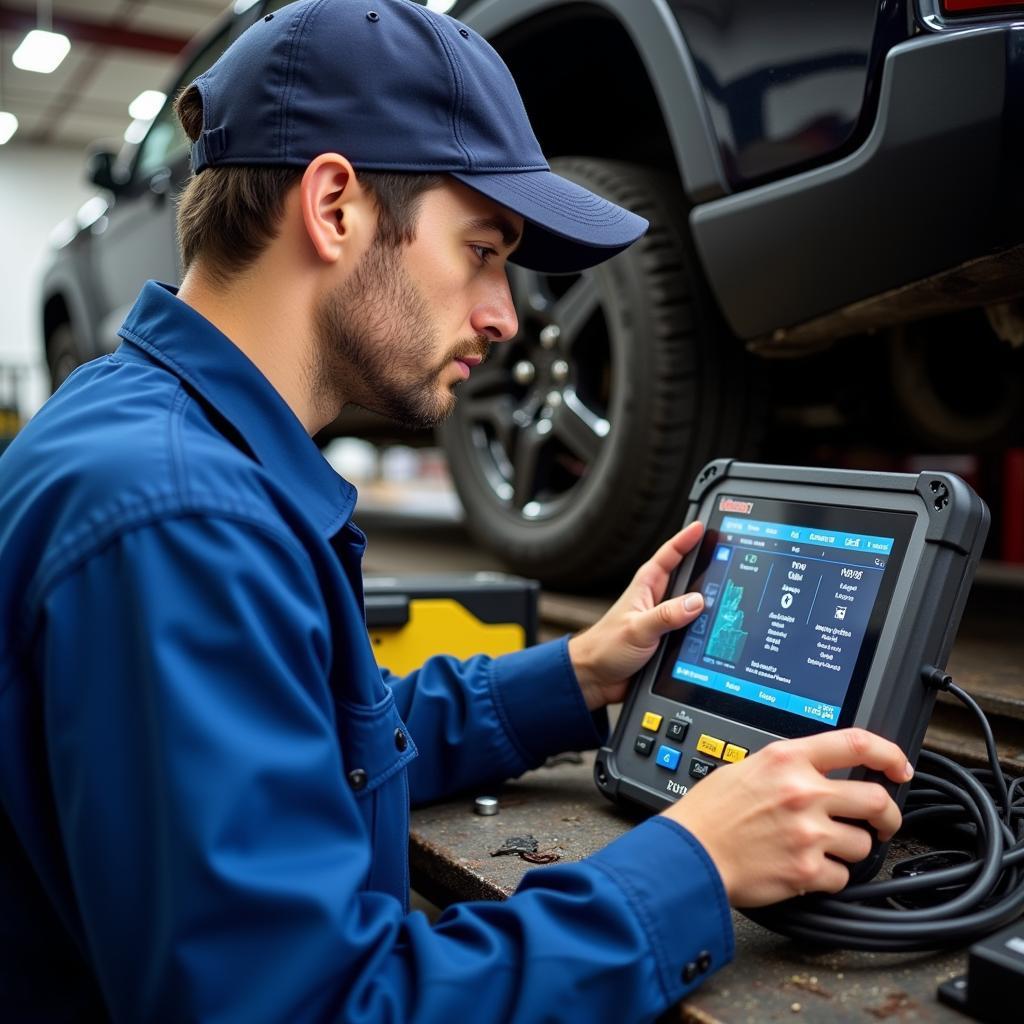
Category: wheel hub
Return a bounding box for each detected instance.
[518,331,571,418]
[451,264,611,519]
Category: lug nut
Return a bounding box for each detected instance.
[539,324,561,349]
[551,359,569,383]
[546,390,562,408]
[512,360,535,385]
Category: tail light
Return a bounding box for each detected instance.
[942,0,1024,11]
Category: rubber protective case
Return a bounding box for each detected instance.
[595,461,990,879]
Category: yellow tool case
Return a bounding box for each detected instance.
[363,573,539,676]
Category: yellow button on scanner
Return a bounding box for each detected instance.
[696,734,726,759]
[641,711,663,732]
[723,743,749,763]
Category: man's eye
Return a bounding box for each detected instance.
[470,245,497,265]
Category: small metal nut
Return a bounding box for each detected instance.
[474,795,499,816]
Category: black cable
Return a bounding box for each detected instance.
[950,682,1011,817]
[743,673,1024,951]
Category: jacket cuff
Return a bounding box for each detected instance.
[588,816,735,1005]
[490,636,608,769]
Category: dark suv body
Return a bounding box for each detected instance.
[41,0,1024,588]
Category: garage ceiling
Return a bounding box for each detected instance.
[0,0,227,148]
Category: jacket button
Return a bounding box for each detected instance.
[697,950,711,973]
[394,728,408,752]
[682,961,698,983]
[347,768,368,791]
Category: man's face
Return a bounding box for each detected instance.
[312,179,522,429]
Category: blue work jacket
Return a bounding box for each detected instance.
[0,281,733,1022]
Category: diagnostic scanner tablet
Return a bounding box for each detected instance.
[596,461,989,877]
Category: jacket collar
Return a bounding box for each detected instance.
[118,280,357,538]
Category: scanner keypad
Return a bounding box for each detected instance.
[632,709,760,790]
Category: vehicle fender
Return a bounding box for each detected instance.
[40,260,103,364]
[461,0,729,203]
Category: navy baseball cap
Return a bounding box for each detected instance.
[188,0,647,273]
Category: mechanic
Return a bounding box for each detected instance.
[0,1,914,1021]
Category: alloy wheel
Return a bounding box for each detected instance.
[457,264,614,521]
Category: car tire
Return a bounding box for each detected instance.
[46,322,83,393]
[438,157,763,590]
[887,311,1022,450]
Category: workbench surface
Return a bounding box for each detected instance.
[409,753,971,1024]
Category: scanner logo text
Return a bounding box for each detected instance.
[719,498,754,515]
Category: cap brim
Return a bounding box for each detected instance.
[451,168,648,274]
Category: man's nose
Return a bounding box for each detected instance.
[470,277,519,342]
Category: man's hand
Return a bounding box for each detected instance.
[662,728,914,907]
[569,522,705,711]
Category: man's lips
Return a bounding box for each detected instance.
[452,353,483,380]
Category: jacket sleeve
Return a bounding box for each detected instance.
[37,514,733,1024]
[382,639,609,805]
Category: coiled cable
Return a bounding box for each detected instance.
[743,676,1024,951]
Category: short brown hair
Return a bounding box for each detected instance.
[174,85,444,283]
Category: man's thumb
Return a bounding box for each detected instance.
[639,593,704,644]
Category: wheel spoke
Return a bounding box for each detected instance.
[551,274,600,348]
[512,425,545,509]
[463,395,517,454]
[551,389,609,464]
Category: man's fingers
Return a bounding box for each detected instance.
[813,857,852,896]
[826,781,903,842]
[825,821,875,865]
[799,728,913,784]
[639,522,704,585]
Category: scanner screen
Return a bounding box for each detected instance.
[653,497,914,737]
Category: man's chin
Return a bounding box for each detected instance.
[349,394,456,431]
[409,395,457,430]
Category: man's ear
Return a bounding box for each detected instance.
[299,153,372,265]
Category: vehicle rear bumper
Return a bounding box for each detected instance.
[691,25,1024,340]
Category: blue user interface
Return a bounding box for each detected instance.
[670,514,895,727]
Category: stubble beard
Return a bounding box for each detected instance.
[311,239,489,430]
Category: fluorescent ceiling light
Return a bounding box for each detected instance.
[124,118,149,145]
[0,111,18,144]
[233,0,260,12]
[128,89,165,121]
[76,196,108,229]
[426,0,458,12]
[12,29,71,74]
